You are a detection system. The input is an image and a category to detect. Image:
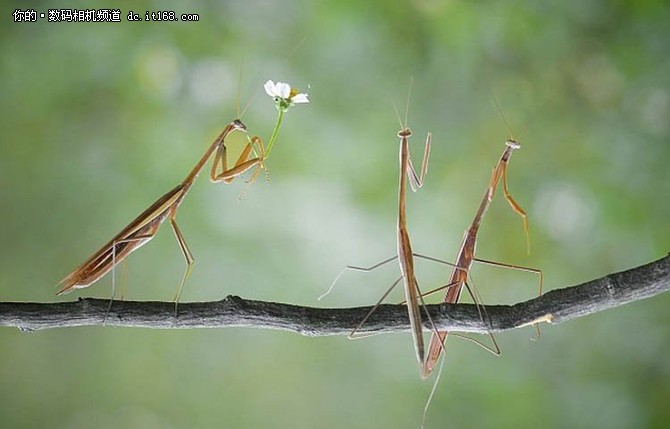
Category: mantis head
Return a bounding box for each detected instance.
[231,119,248,133]
[505,139,521,150]
[397,128,412,139]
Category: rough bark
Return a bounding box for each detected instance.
[1,255,668,334]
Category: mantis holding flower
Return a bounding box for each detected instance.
[57,80,308,310]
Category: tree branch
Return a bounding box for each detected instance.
[1,255,668,334]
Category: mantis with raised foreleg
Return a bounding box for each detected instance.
[417,132,543,428]
[392,122,432,365]
[420,137,543,378]
[56,119,246,300]
[320,86,450,372]
[57,80,308,311]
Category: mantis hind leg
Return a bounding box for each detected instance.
[318,255,400,301]
[473,256,543,339]
[348,276,403,340]
[106,233,156,323]
[170,216,194,318]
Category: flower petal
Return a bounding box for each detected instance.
[291,93,309,104]
[264,80,277,97]
[276,82,291,98]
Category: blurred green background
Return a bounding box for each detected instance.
[1,0,668,428]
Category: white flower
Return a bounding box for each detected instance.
[264,80,290,98]
[264,80,309,111]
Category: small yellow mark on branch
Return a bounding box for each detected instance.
[520,313,554,328]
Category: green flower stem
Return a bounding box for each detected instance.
[265,108,285,159]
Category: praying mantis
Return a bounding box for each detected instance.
[56,119,247,300]
[57,80,308,306]
[417,133,544,428]
[333,122,432,368]
[419,137,543,378]
[322,114,541,380]
[319,89,442,371]
[393,124,432,365]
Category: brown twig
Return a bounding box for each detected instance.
[1,255,668,334]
